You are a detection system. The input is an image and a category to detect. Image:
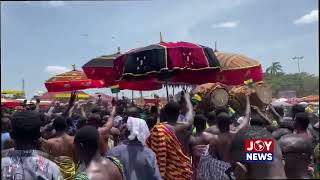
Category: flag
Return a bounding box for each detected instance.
[110,85,120,94]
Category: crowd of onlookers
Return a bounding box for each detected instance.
[1,90,319,179]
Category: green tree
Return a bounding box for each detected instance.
[266,62,283,75]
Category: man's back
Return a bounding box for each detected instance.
[108,140,161,180]
[1,149,63,180]
[46,133,75,159]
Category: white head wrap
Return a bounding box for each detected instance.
[127,116,150,145]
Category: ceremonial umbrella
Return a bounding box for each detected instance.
[82,50,162,91]
[169,51,263,85]
[1,98,21,108]
[113,41,221,82]
[45,65,105,92]
[113,40,221,99]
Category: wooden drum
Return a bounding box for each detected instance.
[192,83,229,111]
[229,82,272,112]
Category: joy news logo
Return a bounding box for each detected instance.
[244,139,274,162]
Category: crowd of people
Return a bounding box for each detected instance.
[1,89,319,180]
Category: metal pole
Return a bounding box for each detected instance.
[165,81,169,102]
[131,90,134,102]
[298,59,301,73]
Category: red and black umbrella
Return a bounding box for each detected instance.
[170,51,263,85]
[82,51,162,91]
[113,41,221,82]
[45,66,105,92]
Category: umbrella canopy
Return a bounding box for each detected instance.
[301,95,319,102]
[170,51,263,85]
[82,52,162,91]
[38,91,91,101]
[1,98,21,108]
[113,41,221,82]
[45,66,105,92]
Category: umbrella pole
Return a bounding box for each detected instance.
[131,90,134,102]
[173,86,175,96]
[166,81,169,102]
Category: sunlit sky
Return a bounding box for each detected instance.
[1,0,318,99]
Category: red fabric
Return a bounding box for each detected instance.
[45,79,105,92]
[144,98,161,104]
[170,64,263,85]
[160,41,211,69]
[118,79,162,91]
[83,67,115,82]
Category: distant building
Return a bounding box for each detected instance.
[278,90,296,98]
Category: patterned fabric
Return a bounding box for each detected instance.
[50,156,76,180]
[106,156,125,179]
[1,149,63,180]
[192,145,208,180]
[75,171,89,180]
[197,146,232,180]
[146,122,192,180]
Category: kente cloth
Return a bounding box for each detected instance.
[146,122,192,180]
[49,156,76,180]
[127,116,150,145]
[191,145,208,180]
[1,149,63,180]
[197,145,232,180]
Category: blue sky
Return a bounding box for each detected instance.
[1,0,318,99]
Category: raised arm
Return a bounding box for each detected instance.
[268,104,282,124]
[234,94,251,133]
[100,98,117,133]
[177,93,194,131]
[251,105,273,125]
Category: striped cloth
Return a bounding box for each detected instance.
[146,122,192,180]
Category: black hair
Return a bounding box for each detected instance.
[207,111,216,126]
[291,104,306,119]
[150,105,158,114]
[87,113,102,127]
[294,112,310,130]
[74,126,99,153]
[273,106,284,117]
[10,110,41,141]
[126,106,141,118]
[194,114,207,132]
[146,115,157,130]
[1,115,12,132]
[77,117,87,129]
[215,106,229,116]
[91,106,101,114]
[53,116,67,131]
[217,112,231,132]
[159,108,167,122]
[279,120,294,131]
[164,102,181,123]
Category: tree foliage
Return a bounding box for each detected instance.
[263,63,319,97]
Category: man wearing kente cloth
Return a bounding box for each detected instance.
[147,93,194,180]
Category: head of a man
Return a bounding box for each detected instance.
[87,113,102,128]
[74,126,99,165]
[215,106,229,116]
[294,112,310,131]
[292,104,306,119]
[1,115,12,133]
[250,114,267,127]
[126,106,140,118]
[164,102,181,123]
[194,114,207,133]
[10,110,41,149]
[53,116,67,132]
[207,111,217,126]
[216,112,231,133]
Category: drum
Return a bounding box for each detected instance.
[192,83,229,111]
[229,82,272,112]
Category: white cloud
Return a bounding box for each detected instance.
[45,65,70,75]
[47,1,65,7]
[294,10,318,25]
[211,21,239,29]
